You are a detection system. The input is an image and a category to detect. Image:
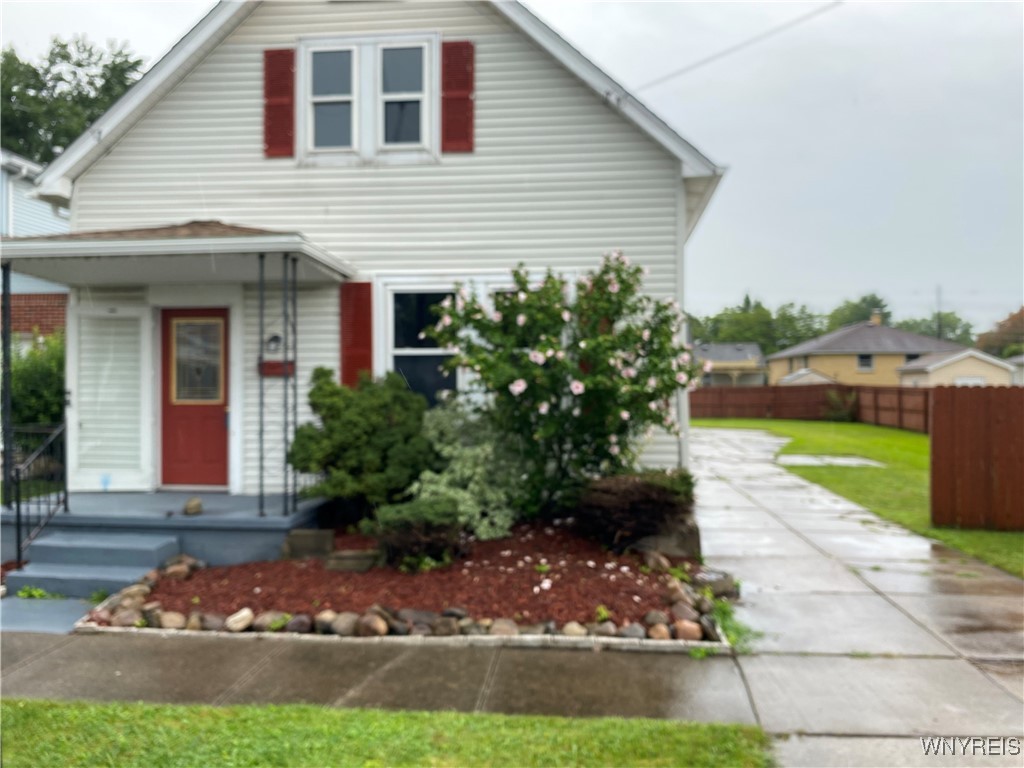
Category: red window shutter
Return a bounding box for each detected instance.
[264,49,295,158]
[341,282,373,387]
[441,41,475,153]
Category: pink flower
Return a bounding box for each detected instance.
[570,380,585,396]
[680,353,691,365]
[622,367,637,379]
[676,372,689,385]
[516,314,527,327]
[609,444,621,456]
[418,332,426,340]
[609,434,618,444]
[441,296,453,309]
[572,407,581,417]
[517,291,527,303]
[508,379,527,396]
[703,360,714,373]
[492,311,503,322]
[608,281,620,294]
[538,402,550,415]
[528,350,545,365]
[642,329,650,342]
[620,410,630,421]
[556,351,566,361]
[546,348,555,358]
[647,376,657,389]
[578,341,587,349]
[440,315,452,327]
[561,310,571,322]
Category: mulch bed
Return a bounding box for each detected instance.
[1,560,24,585]
[150,521,692,626]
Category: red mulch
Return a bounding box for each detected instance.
[150,521,690,625]
[1,560,24,585]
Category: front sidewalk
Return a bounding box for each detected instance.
[691,427,1023,766]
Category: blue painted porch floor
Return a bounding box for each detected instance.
[0,597,90,633]
[42,492,314,520]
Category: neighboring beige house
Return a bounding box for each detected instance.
[778,368,837,386]
[1007,354,1024,385]
[898,349,1015,388]
[767,312,963,386]
[693,342,766,387]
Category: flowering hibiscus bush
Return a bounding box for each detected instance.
[427,251,703,515]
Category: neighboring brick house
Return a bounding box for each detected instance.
[1,150,69,347]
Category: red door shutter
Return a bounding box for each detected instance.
[341,282,373,386]
[264,49,295,158]
[441,41,475,153]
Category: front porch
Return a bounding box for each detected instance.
[1,492,324,566]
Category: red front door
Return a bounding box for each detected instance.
[161,308,229,486]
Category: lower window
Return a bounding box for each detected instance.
[391,291,453,406]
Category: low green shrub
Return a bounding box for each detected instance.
[361,494,465,565]
[412,400,520,540]
[289,369,436,510]
[11,333,65,425]
[574,470,695,552]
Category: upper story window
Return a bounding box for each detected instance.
[298,34,438,163]
[857,354,873,371]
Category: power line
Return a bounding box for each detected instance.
[634,2,844,92]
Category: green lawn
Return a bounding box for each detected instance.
[692,418,1024,578]
[0,700,773,768]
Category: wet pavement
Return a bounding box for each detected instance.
[1,427,1021,768]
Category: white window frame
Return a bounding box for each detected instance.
[306,45,358,154]
[857,353,873,372]
[377,42,430,152]
[296,33,440,166]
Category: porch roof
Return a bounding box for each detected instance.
[0,220,355,286]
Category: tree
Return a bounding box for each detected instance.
[773,302,825,351]
[693,296,824,354]
[1,38,142,164]
[894,312,974,346]
[976,308,1024,358]
[826,294,891,331]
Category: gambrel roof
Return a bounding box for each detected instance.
[35,1,722,234]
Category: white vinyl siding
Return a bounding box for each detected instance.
[76,315,143,472]
[9,177,68,237]
[241,284,339,494]
[71,1,685,469]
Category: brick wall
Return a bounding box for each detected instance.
[1,293,67,336]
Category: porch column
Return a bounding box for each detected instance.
[281,253,289,516]
[258,253,265,517]
[2,262,12,507]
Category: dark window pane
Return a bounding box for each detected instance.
[393,354,453,406]
[384,100,421,144]
[313,102,352,148]
[382,47,423,93]
[394,292,451,348]
[312,50,352,97]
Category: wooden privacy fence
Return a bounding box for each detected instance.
[690,384,931,433]
[930,386,1024,531]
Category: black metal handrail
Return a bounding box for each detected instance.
[12,422,68,564]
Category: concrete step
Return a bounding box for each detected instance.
[5,563,154,599]
[25,532,179,568]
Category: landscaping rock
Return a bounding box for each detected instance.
[120,584,151,599]
[643,609,670,627]
[442,606,468,620]
[489,618,519,636]
[697,596,715,615]
[368,604,406,633]
[560,621,588,637]
[617,622,646,639]
[672,619,703,641]
[183,496,203,516]
[330,612,360,637]
[647,623,671,640]
[457,617,475,631]
[664,577,692,606]
[163,563,191,581]
[225,607,255,632]
[160,611,186,630]
[396,608,439,627]
[198,614,225,630]
[432,616,460,636]
[286,614,313,634]
[314,610,338,634]
[670,601,700,622]
[186,612,203,631]
[253,611,291,632]
[694,568,738,598]
[88,609,112,626]
[113,609,142,628]
[643,550,673,573]
[356,613,389,637]
[699,615,721,642]
[142,569,161,586]
[326,550,379,573]
[593,620,618,637]
[410,623,433,636]
[518,623,548,636]
[118,595,146,612]
[141,601,163,628]
[459,622,486,636]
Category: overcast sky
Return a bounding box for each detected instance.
[2,0,1021,331]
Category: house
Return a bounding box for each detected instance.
[777,368,837,386]
[2,0,722,504]
[766,312,963,386]
[1006,354,1024,386]
[897,348,1015,388]
[693,342,766,387]
[0,150,69,349]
